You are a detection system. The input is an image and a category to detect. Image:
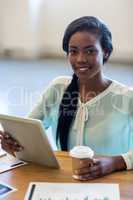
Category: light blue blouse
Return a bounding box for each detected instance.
[28,76,133,169]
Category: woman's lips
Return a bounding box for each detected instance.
[78,67,88,72]
[77,66,92,72]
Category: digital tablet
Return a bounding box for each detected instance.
[0,114,59,169]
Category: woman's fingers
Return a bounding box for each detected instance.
[73,156,117,181]
[0,131,23,155]
[74,158,100,175]
[1,138,21,152]
[75,164,99,175]
[74,169,101,181]
[2,142,17,157]
[78,159,95,169]
[3,132,22,147]
[73,160,103,180]
[4,137,19,147]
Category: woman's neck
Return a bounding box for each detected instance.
[79,73,112,103]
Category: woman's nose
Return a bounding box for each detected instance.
[77,52,88,63]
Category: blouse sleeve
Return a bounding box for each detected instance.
[27,76,71,129]
[121,88,133,170]
[28,95,45,120]
[27,80,58,129]
[122,150,133,170]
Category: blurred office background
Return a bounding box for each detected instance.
[0,0,133,117]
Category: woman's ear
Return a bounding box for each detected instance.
[103,49,109,60]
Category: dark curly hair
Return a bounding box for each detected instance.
[56,16,113,150]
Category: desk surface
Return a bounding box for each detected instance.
[0,151,133,200]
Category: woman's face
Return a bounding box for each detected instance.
[68,31,105,81]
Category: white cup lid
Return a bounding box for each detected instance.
[69,146,94,159]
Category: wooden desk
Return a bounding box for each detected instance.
[0,152,133,200]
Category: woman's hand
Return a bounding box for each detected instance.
[73,155,127,181]
[0,131,23,156]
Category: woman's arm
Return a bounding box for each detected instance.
[28,95,44,120]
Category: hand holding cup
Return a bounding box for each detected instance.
[69,146,94,180]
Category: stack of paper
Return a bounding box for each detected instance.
[24,182,120,200]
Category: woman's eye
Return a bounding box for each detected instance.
[87,49,97,55]
[68,49,77,55]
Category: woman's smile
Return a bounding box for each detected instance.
[75,65,93,74]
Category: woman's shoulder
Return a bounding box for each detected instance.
[40,76,72,103]
[111,80,133,97]
[42,76,72,96]
[110,80,133,113]
[49,76,72,87]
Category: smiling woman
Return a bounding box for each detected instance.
[58,16,113,150]
[1,16,133,181]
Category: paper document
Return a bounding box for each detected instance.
[0,155,27,174]
[0,143,6,158]
[0,181,17,199]
[24,182,120,200]
[0,148,6,158]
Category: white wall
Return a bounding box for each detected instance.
[0,0,133,62]
[0,0,36,58]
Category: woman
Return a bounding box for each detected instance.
[1,16,133,180]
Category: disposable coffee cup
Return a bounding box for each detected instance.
[69,146,94,179]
